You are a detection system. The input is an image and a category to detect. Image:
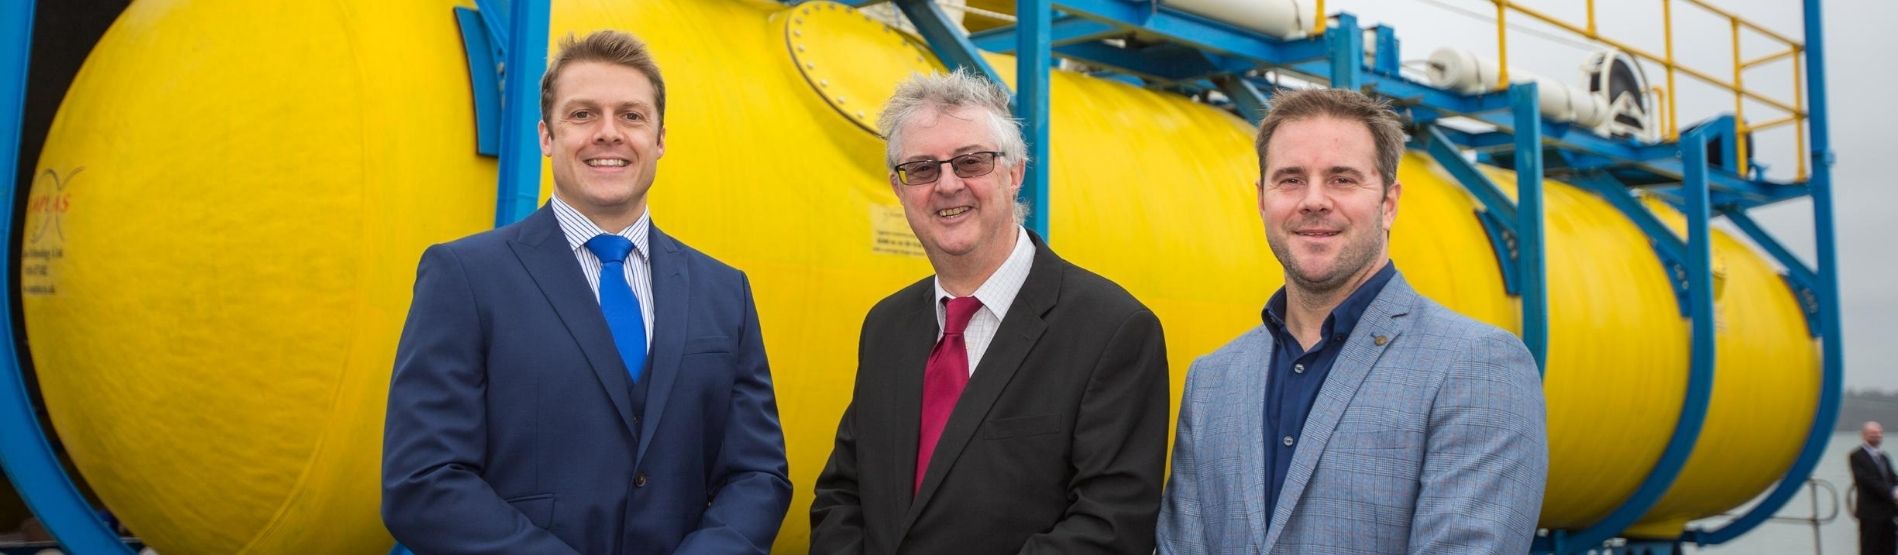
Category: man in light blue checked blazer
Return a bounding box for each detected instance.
[1157,88,1548,554]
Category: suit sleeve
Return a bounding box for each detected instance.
[381,245,582,555]
[675,272,794,554]
[1020,309,1170,555]
[809,315,874,554]
[1156,359,1209,555]
[1406,329,1549,554]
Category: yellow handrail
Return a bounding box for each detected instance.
[1495,0,1510,88]
[1314,0,1326,35]
[1479,0,1809,181]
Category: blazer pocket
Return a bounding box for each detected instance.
[505,493,556,530]
[1329,429,1420,450]
[684,336,731,355]
[983,413,1063,440]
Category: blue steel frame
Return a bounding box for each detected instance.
[1540,124,1721,555]
[1685,0,1842,545]
[0,2,136,553]
[916,0,1842,551]
[492,0,550,226]
[0,0,1844,551]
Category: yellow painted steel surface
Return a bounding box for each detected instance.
[19,0,1814,552]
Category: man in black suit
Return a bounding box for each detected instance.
[808,69,1169,554]
[1853,420,1898,555]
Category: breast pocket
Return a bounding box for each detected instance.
[983,413,1063,440]
[1328,429,1420,450]
[684,336,731,355]
[505,493,556,530]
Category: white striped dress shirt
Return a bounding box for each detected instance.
[551,195,655,349]
[933,228,1036,375]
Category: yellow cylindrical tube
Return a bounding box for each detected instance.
[20,0,1818,552]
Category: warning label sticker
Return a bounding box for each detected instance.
[870,204,924,257]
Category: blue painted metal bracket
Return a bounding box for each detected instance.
[1419,125,1520,295]
[492,0,549,226]
[0,2,137,553]
[455,6,504,157]
[1214,75,1269,124]
[1509,82,1548,373]
[1568,172,1692,316]
[1326,13,1363,91]
[968,14,1116,53]
[892,0,1004,84]
[1549,124,1721,555]
[1686,0,1842,544]
[1720,207,1820,335]
[1369,25,1399,75]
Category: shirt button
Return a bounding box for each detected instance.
[1293,363,1305,374]
[634,472,649,488]
[1282,435,1296,447]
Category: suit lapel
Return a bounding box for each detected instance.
[898,236,1059,536]
[507,206,639,439]
[1231,330,1271,554]
[1261,275,1418,553]
[637,226,692,463]
[885,285,936,513]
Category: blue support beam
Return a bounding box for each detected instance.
[1552,124,1721,555]
[1569,172,1691,316]
[1509,82,1548,373]
[1686,0,1842,544]
[1326,13,1362,90]
[1421,127,1517,228]
[0,2,137,553]
[1721,208,1820,336]
[893,0,1005,84]
[454,7,504,157]
[1419,126,1520,295]
[494,0,550,226]
[1017,0,1051,238]
[969,14,1117,53]
[1370,25,1399,76]
[1215,75,1270,124]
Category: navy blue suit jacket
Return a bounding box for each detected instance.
[383,206,791,554]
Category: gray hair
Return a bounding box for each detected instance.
[877,69,1032,224]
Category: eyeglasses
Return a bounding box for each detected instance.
[893,151,1003,186]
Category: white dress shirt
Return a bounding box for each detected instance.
[551,195,655,348]
[933,228,1036,375]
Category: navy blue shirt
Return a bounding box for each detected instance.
[1258,262,1398,530]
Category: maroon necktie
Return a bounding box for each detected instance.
[916,296,982,494]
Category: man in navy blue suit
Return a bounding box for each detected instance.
[382,30,791,554]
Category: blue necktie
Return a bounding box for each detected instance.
[585,234,648,384]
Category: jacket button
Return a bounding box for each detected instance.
[634,473,649,488]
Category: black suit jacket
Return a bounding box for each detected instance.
[1851,446,1898,520]
[809,234,1169,554]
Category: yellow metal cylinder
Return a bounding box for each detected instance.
[19,0,1816,552]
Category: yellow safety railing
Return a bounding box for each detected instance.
[1486,0,1809,180]
[1310,0,1808,180]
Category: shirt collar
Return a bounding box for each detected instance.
[550,194,651,262]
[934,227,1036,323]
[1262,261,1399,346]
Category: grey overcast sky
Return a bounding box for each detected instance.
[1325,0,1896,392]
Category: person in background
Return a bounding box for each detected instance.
[1851,420,1897,555]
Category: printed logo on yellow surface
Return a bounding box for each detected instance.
[22,167,78,296]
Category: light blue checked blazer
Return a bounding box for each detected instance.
[1157,274,1547,554]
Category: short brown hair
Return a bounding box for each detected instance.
[539,31,667,127]
[1255,88,1407,190]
